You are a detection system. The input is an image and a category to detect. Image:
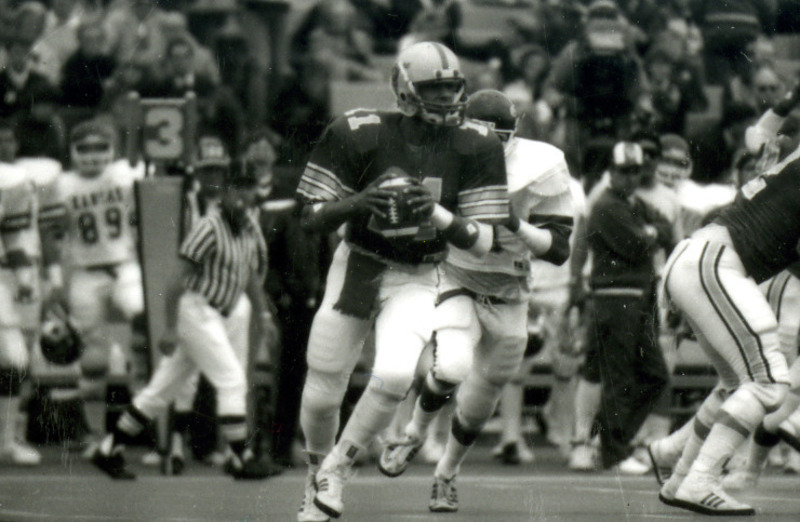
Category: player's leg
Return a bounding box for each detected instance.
[379,290,479,477]
[569,298,602,471]
[665,238,788,515]
[298,243,372,521]
[0,268,39,465]
[67,267,114,449]
[725,271,800,489]
[314,266,438,518]
[431,300,528,512]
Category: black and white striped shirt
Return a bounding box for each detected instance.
[179,212,267,316]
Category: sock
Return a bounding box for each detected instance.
[499,384,524,445]
[690,413,750,478]
[219,415,248,457]
[658,416,694,461]
[339,387,402,452]
[745,422,781,474]
[435,415,479,479]
[672,417,712,481]
[573,379,601,442]
[0,396,20,449]
[104,405,151,454]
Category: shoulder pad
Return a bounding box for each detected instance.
[0,164,29,189]
[508,139,571,196]
[15,157,62,186]
[332,109,389,153]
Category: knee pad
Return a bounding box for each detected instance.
[455,374,503,431]
[301,368,351,419]
[722,382,788,432]
[696,384,726,427]
[0,368,23,396]
[370,368,416,398]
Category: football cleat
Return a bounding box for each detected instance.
[224,449,283,480]
[646,441,674,486]
[568,442,597,472]
[298,469,330,522]
[722,469,759,491]
[671,473,755,516]
[378,433,424,477]
[314,460,355,519]
[90,448,136,480]
[0,441,41,466]
[429,474,458,512]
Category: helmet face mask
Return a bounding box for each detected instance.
[71,134,113,177]
[392,42,466,126]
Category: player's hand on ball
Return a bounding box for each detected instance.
[405,182,434,219]
[354,174,396,218]
[159,328,179,356]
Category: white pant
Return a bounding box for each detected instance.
[306,241,438,396]
[664,226,789,389]
[134,291,250,418]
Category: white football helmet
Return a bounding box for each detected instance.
[391,41,466,126]
[70,121,115,177]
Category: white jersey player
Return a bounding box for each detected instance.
[0,120,52,465]
[43,119,145,443]
[377,89,574,513]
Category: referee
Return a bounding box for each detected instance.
[90,152,279,480]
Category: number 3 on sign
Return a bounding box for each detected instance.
[144,106,184,159]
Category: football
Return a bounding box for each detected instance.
[371,176,423,238]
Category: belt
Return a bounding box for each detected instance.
[436,288,509,306]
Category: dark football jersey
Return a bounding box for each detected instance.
[714,154,800,283]
[297,110,509,264]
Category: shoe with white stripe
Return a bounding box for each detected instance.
[671,473,755,516]
[429,474,458,512]
[298,469,329,522]
[314,459,354,519]
[378,433,424,477]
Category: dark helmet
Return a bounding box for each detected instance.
[40,305,83,366]
[465,89,519,142]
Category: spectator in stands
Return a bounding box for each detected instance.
[503,43,554,141]
[0,34,64,160]
[541,0,651,188]
[689,0,777,86]
[291,0,382,82]
[60,17,117,126]
[644,46,707,136]
[32,0,86,85]
[103,0,177,76]
[151,36,245,157]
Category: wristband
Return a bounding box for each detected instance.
[504,214,521,233]
[443,216,480,250]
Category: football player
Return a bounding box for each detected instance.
[0,119,45,465]
[377,89,574,512]
[42,119,145,450]
[654,120,800,515]
[296,43,510,521]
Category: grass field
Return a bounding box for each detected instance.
[1,442,799,521]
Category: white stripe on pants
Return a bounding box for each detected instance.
[134,291,250,418]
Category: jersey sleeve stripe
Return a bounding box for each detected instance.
[459,185,508,202]
[529,214,575,226]
[298,163,356,202]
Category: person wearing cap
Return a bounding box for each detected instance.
[89,142,281,481]
[576,141,672,474]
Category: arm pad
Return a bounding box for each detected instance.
[443,215,480,250]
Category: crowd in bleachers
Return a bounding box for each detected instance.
[3,0,800,477]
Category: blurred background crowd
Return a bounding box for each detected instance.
[3,0,800,476]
